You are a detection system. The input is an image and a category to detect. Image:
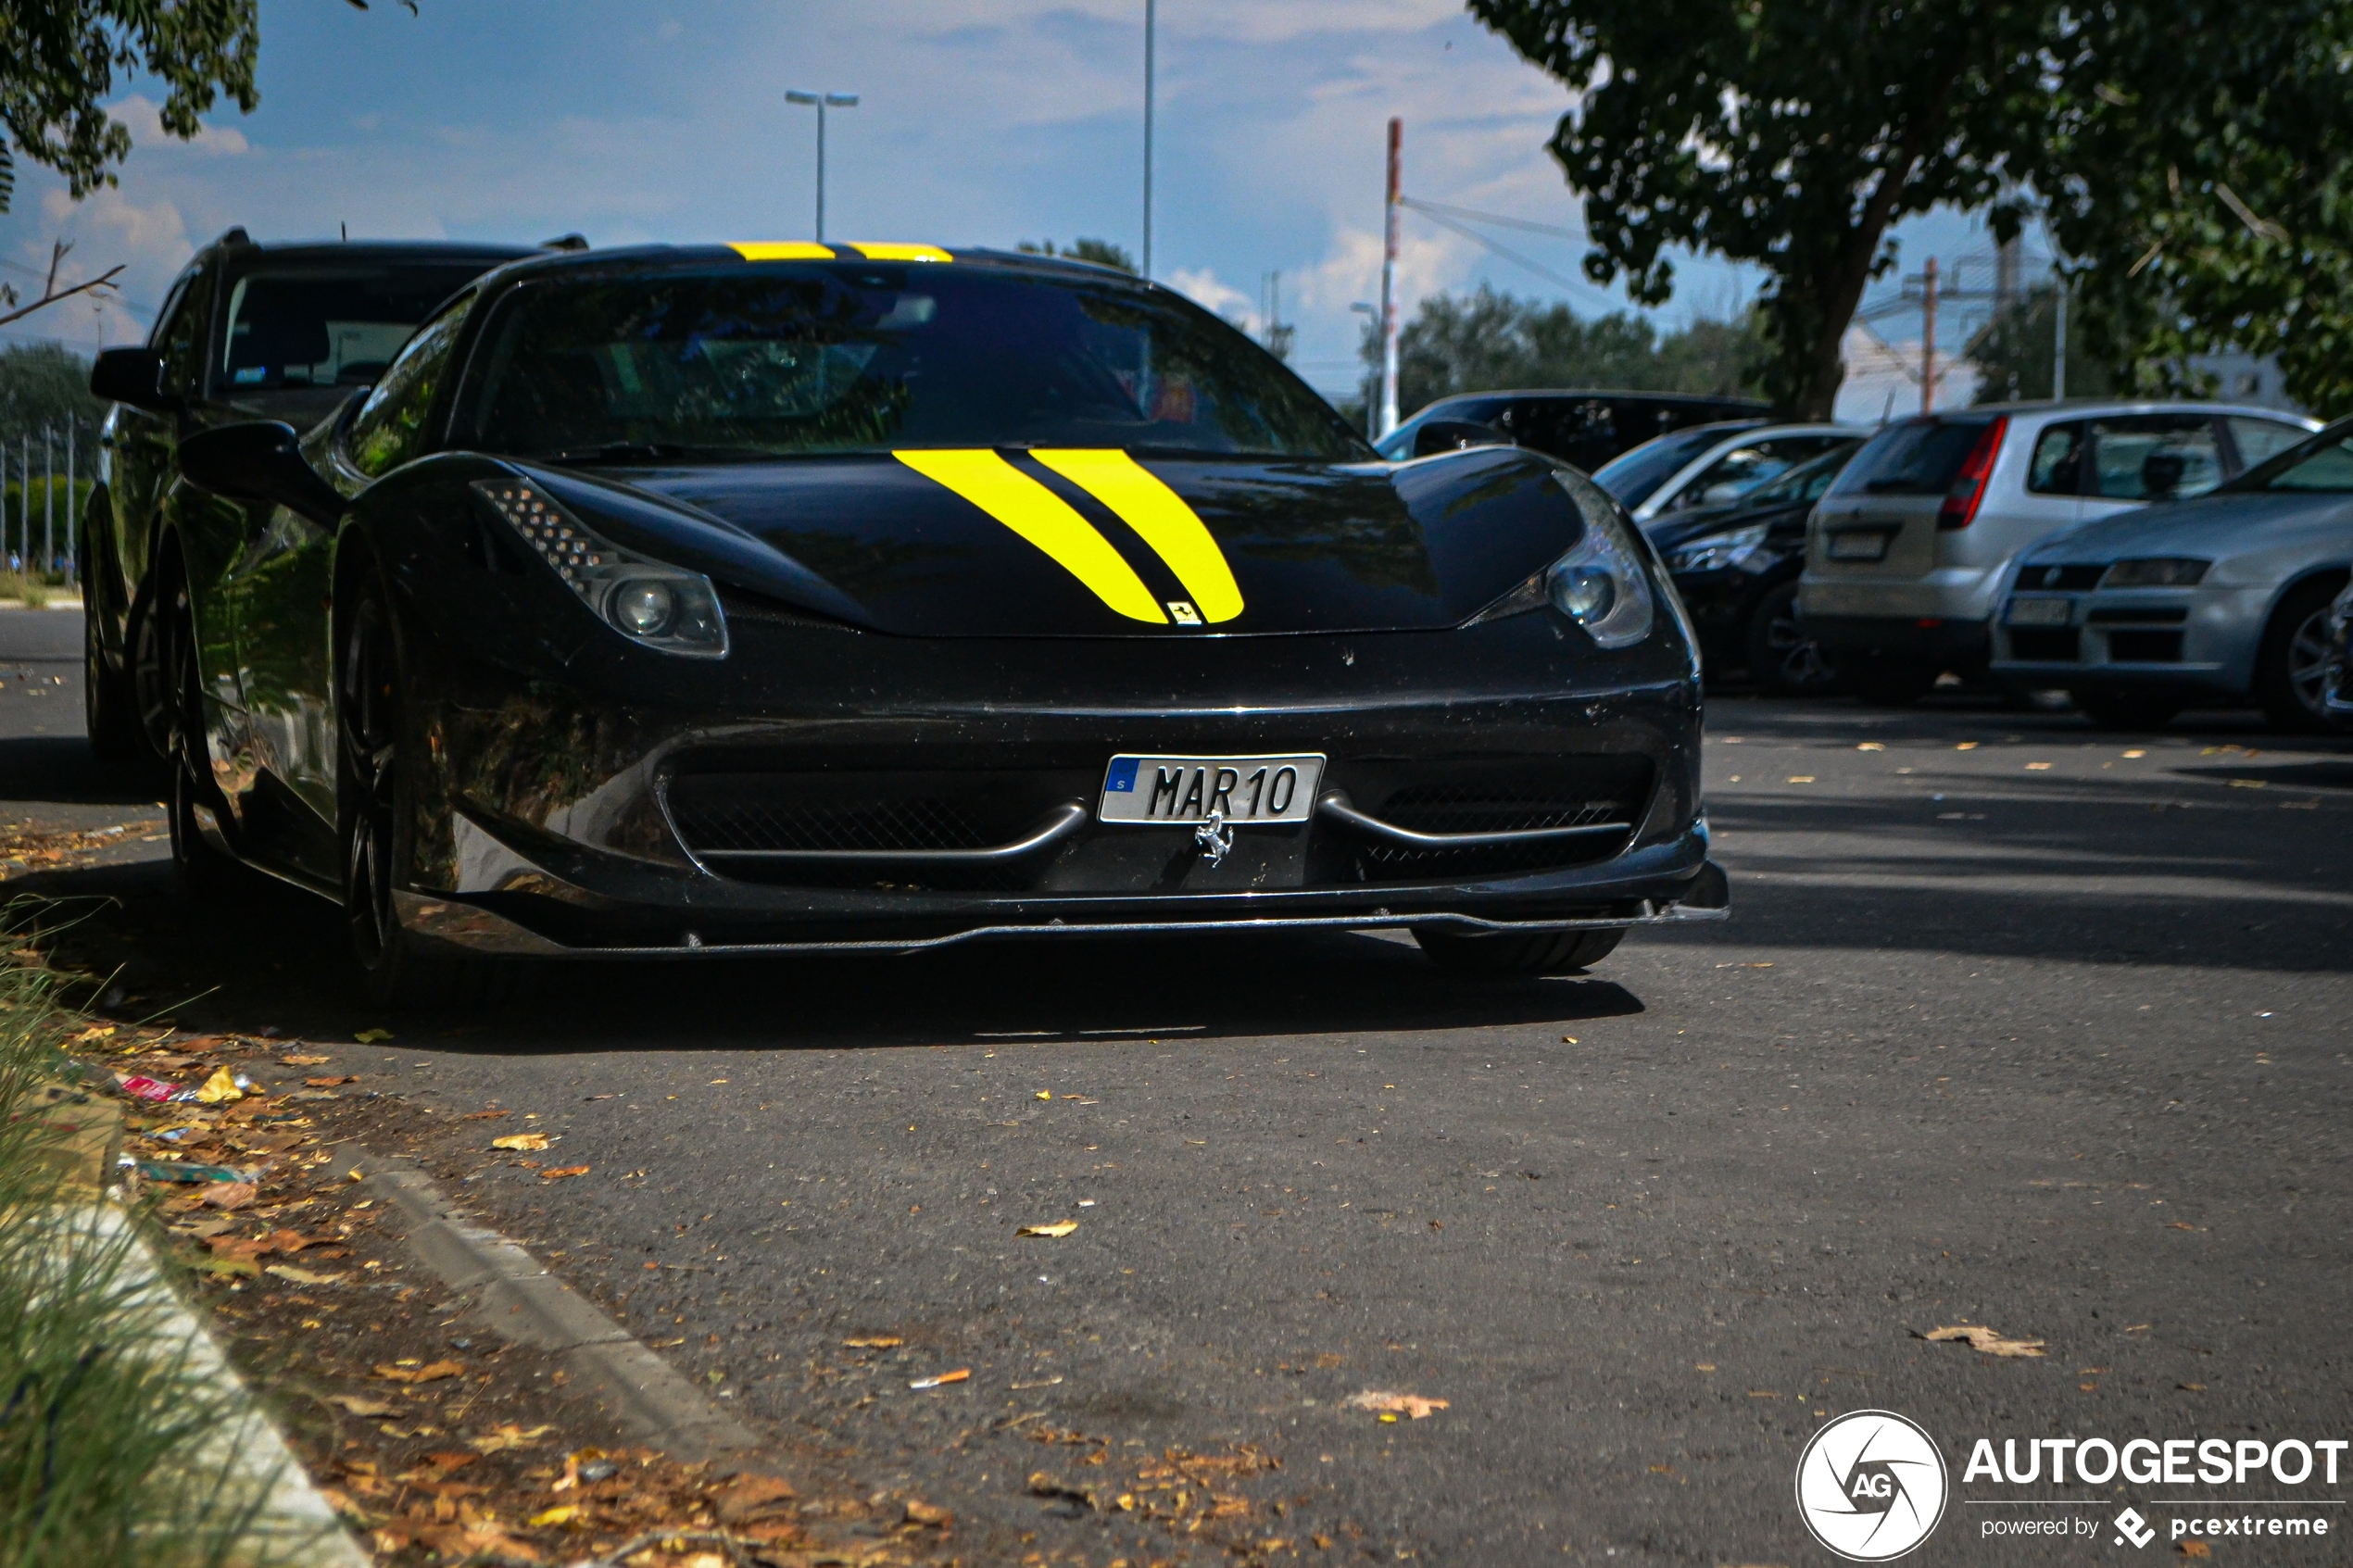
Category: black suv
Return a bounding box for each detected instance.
[83,229,540,765]
[1374,389,1769,469]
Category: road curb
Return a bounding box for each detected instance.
[94,1205,374,1568]
[348,1150,762,1462]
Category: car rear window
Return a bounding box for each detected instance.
[1833,417,1998,496]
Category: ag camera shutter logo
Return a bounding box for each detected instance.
[1796,1410,1950,1561]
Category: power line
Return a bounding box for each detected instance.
[1403,203,1621,308]
[1396,196,1584,242]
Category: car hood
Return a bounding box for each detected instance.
[525,446,1586,637]
[2024,489,2353,563]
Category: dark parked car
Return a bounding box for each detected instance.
[155,239,1726,1004]
[1374,390,1768,468]
[83,228,541,767]
[1644,442,1864,694]
[2324,578,2353,729]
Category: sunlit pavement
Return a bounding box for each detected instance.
[11,608,2350,1563]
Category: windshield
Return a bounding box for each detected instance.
[1746,441,1862,506]
[2229,421,2353,493]
[1832,416,1995,495]
[1591,426,1735,507]
[213,263,491,395]
[455,264,1370,461]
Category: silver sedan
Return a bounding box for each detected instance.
[1991,420,2353,731]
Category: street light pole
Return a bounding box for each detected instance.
[786,89,860,243]
[1142,0,1155,280]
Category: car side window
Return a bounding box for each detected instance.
[2028,421,2087,495]
[2227,416,2309,470]
[155,265,212,397]
[2087,415,2223,502]
[345,294,474,479]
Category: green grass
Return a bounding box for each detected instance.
[0,952,291,1568]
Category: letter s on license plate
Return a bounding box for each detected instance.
[1099,754,1325,824]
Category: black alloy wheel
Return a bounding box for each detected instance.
[337,569,507,1009]
[159,569,240,897]
[1412,926,1625,975]
[2255,579,2344,733]
[1743,579,1844,697]
[81,532,143,765]
[131,588,176,770]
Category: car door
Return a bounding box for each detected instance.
[111,261,210,608]
[226,290,475,875]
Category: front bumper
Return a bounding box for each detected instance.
[1800,613,1990,665]
[388,584,1721,957]
[1987,585,2264,698]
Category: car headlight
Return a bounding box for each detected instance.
[2102,558,2209,588]
[472,479,729,658]
[1465,471,1660,649]
[1665,522,1770,575]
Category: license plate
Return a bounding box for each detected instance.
[2006,596,2073,626]
[1827,530,1893,562]
[1099,754,1324,824]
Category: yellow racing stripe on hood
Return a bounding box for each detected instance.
[893,450,1166,623]
[729,242,837,260]
[848,243,953,262]
[1032,449,1243,623]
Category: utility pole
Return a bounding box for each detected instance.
[785,90,859,243]
[43,426,54,575]
[1919,257,1939,414]
[63,420,74,574]
[2051,283,2068,401]
[1142,0,1155,280]
[1994,234,2020,315]
[1378,117,1403,439]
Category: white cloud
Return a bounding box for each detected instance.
[107,95,250,157]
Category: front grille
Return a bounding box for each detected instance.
[2087,607,2188,625]
[2009,628,2081,662]
[2016,564,2108,592]
[1325,762,1651,884]
[675,795,1000,855]
[664,771,1076,892]
[2105,630,2183,663]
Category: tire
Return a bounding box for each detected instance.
[2254,577,2344,734]
[130,589,176,771]
[1744,579,1844,696]
[81,544,143,765]
[1850,659,1937,707]
[337,565,516,1010]
[2070,689,2181,732]
[160,567,244,899]
[1412,926,1625,976]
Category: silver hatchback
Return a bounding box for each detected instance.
[1798,401,2315,701]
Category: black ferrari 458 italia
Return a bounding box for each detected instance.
[147,239,1725,1003]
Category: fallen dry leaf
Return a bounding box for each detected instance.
[279,1054,331,1067]
[199,1182,256,1210]
[491,1133,550,1151]
[843,1336,903,1348]
[462,1110,509,1120]
[527,1505,579,1527]
[193,1067,244,1104]
[465,1423,554,1454]
[1342,1389,1449,1419]
[372,1359,466,1385]
[1922,1324,2046,1358]
[324,1394,404,1417]
[904,1498,951,1527]
[265,1264,345,1287]
[714,1475,798,1524]
[910,1368,971,1389]
[304,1075,359,1087]
[2181,1541,2210,1558]
[353,1029,394,1044]
[539,1164,590,1181]
[1017,1220,1078,1238]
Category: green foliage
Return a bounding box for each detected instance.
[1965,286,2123,406]
[1466,0,2353,420]
[0,2,259,215]
[2038,3,2353,418]
[0,346,106,452]
[1016,238,1139,274]
[1359,283,1766,419]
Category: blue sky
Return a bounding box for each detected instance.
[3,0,2025,415]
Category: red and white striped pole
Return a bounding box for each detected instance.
[1378,117,1403,439]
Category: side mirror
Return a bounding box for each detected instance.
[91,347,172,413]
[1412,418,1510,458]
[177,421,346,525]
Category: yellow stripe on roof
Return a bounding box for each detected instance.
[894,449,1164,623]
[728,242,837,260]
[1033,449,1243,623]
[848,243,953,262]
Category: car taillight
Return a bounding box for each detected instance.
[1937,417,2007,530]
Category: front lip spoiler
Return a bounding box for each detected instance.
[686,800,1090,867]
[1315,789,1632,849]
[393,859,1730,960]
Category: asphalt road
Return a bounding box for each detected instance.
[9,607,2351,1565]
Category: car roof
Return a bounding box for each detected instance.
[459,241,1149,293]
[208,236,541,268]
[1424,389,1770,408]
[1894,399,2317,422]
